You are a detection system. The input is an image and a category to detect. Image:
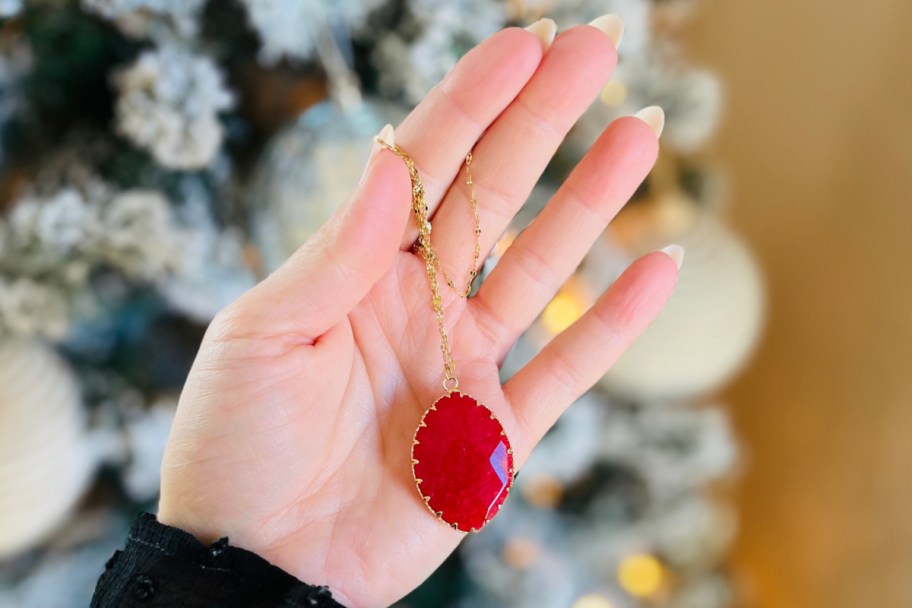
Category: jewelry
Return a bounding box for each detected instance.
[374,138,514,533]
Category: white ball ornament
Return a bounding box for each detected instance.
[0,339,96,558]
[600,215,764,399]
[249,99,409,272]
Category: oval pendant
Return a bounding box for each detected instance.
[411,392,515,532]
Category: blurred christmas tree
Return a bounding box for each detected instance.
[0,1,763,606]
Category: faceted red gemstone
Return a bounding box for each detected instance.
[412,392,514,532]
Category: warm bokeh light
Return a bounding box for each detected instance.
[599,80,628,106]
[571,593,616,608]
[494,229,518,258]
[617,554,665,598]
[520,473,564,509]
[541,290,586,334]
[502,537,541,570]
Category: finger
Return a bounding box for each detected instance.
[428,18,623,281]
[222,25,546,342]
[230,129,412,341]
[393,26,547,249]
[505,250,680,450]
[473,111,663,361]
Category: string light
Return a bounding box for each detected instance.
[617,553,665,598]
[572,593,615,608]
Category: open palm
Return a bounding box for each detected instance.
[159,20,678,608]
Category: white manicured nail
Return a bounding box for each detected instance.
[374,123,394,151]
[588,14,624,48]
[634,106,665,138]
[660,244,685,269]
[369,123,395,159]
[525,18,558,51]
[364,124,395,182]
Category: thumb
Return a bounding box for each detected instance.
[235,124,411,342]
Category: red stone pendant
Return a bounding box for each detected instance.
[411,392,514,532]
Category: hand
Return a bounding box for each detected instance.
[159,19,678,608]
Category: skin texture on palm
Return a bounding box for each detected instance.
[158,21,678,608]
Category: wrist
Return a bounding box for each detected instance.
[156,498,221,546]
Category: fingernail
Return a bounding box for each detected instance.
[372,123,395,155]
[588,14,624,48]
[660,244,685,269]
[368,123,394,161]
[525,18,557,51]
[634,106,665,138]
[363,124,395,183]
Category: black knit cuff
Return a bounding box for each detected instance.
[91,512,345,607]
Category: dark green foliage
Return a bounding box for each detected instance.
[4,4,143,165]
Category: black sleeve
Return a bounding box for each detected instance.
[91,513,346,608]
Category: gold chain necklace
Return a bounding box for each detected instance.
[374,136,514,533]
[374,140,480,392]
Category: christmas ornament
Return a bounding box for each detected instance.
[598,214,763,398]
[249,98,409,272]
[375,137,514,533]
[0,339,95,558]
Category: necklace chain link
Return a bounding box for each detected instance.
[374,138,481,392]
